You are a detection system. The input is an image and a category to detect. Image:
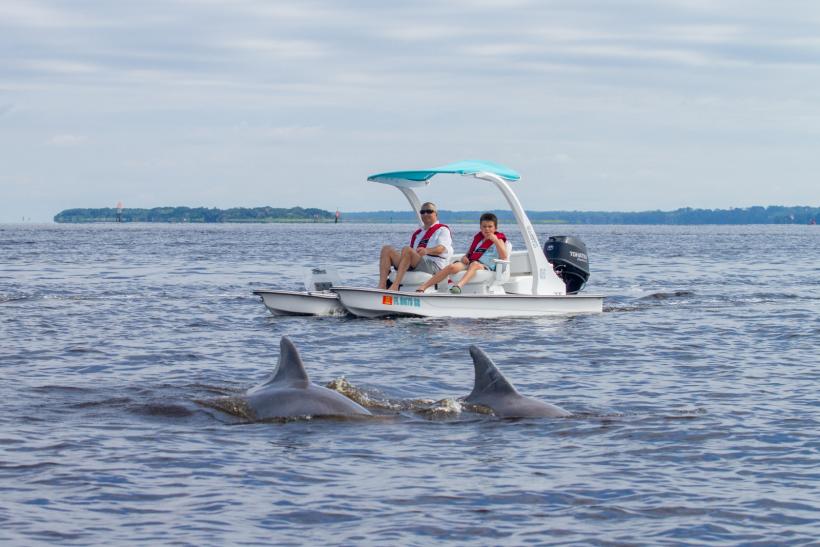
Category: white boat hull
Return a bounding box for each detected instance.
[253,290,346,316]
[332,286,603,318]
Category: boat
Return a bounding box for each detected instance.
[253,289,345,316]
[253,267,346,316]
[254,160,604,318]
[332,288,603,318]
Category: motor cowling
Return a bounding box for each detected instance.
[544,236,590,294]
[303,267,341,292]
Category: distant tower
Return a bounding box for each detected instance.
[335,209,340,224]
[116,201,124,222]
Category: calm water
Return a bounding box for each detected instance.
[1,222,818,545]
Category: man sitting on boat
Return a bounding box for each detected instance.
[378,202,453,290]
[415,212,508,294]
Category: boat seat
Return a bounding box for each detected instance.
[398,270,432,284]
[488,250,533,294]
[450,241,512,295]
[388,270,436,292]
[508,250,532,276]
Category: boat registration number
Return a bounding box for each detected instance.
[382,295,421,308]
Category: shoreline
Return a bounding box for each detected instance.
[5,220,818,226]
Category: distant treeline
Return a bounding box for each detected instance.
[344,206,820,225]
[54,206,336,223]
[54,205,818,224]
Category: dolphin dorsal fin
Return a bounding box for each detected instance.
[271,336,310,384]
[467,345,520,398]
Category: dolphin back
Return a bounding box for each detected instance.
[242,337,372,419]
[248,336,310,393]
[466,345,520,401]
[465,345,571,418]
[247,384,372,419]
[271,336,310,384]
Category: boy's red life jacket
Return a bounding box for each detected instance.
[410,224,450,255]
[467,231,507,262]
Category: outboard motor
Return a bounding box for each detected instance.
[303,267,341,292]
[544,236,590,294]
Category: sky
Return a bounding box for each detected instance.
[1,0,819,222]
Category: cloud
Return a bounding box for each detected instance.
[461,43,543,58]
[559,44,713,67]
[0,0,105,28]
[180,0,331,20]
[226,38,327,59]
[256,125,324,139]
[23,60,101,75]
[376,25,473,42]
[47,134,88,146]
[656,24,742,44]
[2,0,819,220]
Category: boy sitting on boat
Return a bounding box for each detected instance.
[415,212,508,294]
[378,202,453,291]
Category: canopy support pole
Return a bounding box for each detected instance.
[397,187,423,226]
[476,173,566,295]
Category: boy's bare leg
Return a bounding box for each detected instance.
[417,262,464,292]
[454,261,486,289]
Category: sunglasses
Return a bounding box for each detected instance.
[419,209,436,214]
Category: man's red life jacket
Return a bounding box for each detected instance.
[410,223,449,249]
[467,231,507,262]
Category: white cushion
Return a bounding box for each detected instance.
[508,251,530,275]
[399,271,433,285]
[450,269,494,285]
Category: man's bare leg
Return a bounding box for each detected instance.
[378,245,401,289]
[390,247,422,291]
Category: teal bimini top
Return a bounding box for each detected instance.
[368,160,520,186]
